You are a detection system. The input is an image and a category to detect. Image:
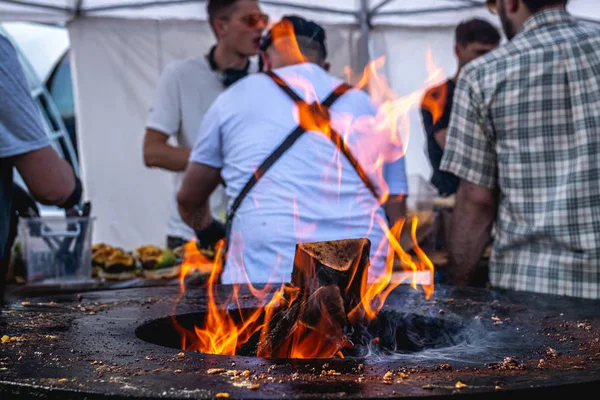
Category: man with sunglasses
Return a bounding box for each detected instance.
[177,16,408,285]
[143,0,268,251]
[441,0,600,299]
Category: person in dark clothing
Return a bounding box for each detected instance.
[421,18,501,196]
[0,184,39,303]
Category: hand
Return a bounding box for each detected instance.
[195,220,226,258]
[65,207,80,218]
[58,175,83,210]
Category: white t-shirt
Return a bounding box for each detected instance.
[191,63,408,284]
[146,55,256,240]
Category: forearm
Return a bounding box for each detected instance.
[177,162,223,233]
[38,159,76,206]
[178,201,212,231]
[447,183,496,285]
[143,144,190,172]
[13,146,76,206]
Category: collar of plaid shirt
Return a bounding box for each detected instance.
[518,8,574,36]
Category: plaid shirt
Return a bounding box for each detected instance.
[441,9,600,299]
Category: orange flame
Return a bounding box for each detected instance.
[173,39,444,359]
[420,48,449,125]
[271,18,310,68]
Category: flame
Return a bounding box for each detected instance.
[175,236,284,355]
[271,18,310,68]
[420,48,449,125]
[173,39,444,358]
[177,239,215,291]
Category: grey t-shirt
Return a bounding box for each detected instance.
[0,34,49,260]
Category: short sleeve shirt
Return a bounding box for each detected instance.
[441,10,600,299]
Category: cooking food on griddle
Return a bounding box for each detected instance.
[91,244,121,278]
[138,247,181,279]
[136,245,163,259]
[92,243,112,253]
[98,251,137,281]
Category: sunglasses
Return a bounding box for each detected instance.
[240,13,269,29]
[486,0,497,14]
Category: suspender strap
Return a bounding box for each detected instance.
[265,71,352,107]
[264,71,304,102]
[327,128,380,201]
[265,71,379,201]
[322,82,354,108]
[226,71,378,227]
[226,124,307,225]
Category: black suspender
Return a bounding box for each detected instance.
[226,71,380,231]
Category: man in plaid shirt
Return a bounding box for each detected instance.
[441,0,600,299]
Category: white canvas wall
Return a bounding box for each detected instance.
[69,18,169,249]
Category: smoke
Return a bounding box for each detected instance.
[340,287,538,367]
[162,280,536,365]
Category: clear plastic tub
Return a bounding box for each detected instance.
[17,216,95,284]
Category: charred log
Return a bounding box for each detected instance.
[292,238,370,313]
[257,239,371,358]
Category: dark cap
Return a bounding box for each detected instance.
[259,15,327,59]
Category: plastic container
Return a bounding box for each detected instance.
[17,216,95,284]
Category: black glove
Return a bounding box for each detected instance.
[11,184,41,237]
[58,175,83,210]
[12,184,39,217]
[195,220,226,257]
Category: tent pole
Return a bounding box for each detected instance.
[0,0,70,12]
[375,4,483,17]
[370,0,394,15]
[358,0,371,73]
[579,16,600,26]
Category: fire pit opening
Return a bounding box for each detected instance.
[136,308,468,358]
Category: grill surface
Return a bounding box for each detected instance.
[0,284,599,399]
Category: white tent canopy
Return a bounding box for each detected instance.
[0,0,598,249]
[0,0,598,24]
[0,0,598,23]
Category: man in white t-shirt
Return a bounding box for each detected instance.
[177,16,408,284]
[143,0,268,249]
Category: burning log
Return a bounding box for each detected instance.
[291,239,370,313]
[299,285,346,336]
[257,239,371,358]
